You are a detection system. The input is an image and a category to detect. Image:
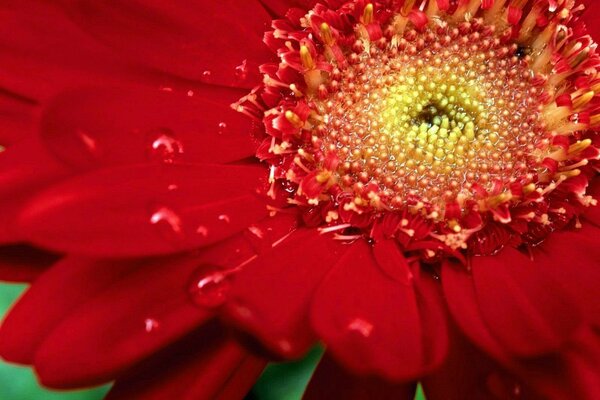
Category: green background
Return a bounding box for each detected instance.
[0,283,425,399]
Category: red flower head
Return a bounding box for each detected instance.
[0,0,599,399]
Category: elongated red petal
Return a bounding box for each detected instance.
[304,353,417,400]
[107,326,266,400]
[61,0,272,88]
[224,229,346,358]
[0,92,37,146]
[531,225,600,327]
[422,323,509,400]
[442,260,507,360]
[0,136,70,242]
[7,214,293,387]
[40,86,258,169]
[470,247,583,356]
[32,253,219,388]
[0,3,167,101]
[17,164,269,257]
[311,240,446,381]
[0,257,141,364]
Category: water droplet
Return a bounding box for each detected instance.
[188,265,231,308]
[147,128,184,164]
[196,225,208,238]
[218,122,228,134]
[76,130,102,158]
[218,214,231,223]
[235,59,249,81]
[167,184,178,191]
[247,225,265,239]
[202,70,212,82]
[144,318,160,332]
[347,318,374,337]
[186,90,194,97]
[150,206,185,242]
[277,339,292,354]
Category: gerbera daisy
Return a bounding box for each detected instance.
[0,0,599,399]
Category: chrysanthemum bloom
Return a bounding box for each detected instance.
[0,0,599,399]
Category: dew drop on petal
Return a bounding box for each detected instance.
[347,317,374,337]
[235,59,249,81]
[202,70,212,83]
[218,214,231,224]
[247,225,265,239]
[277,339,292,354]
[147,128,184,164]
[188,265,231,308]
[150,206,185,243]
[218,122,228,135]
[76,130,102,158]
[144,318,160,333]
[196,225,208,238]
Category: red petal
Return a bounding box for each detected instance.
[472,247,582,356]
[40,86,257,169]
[31,215,293,387]
[443,261,600,399]
[33,256,218,387]
[422,323,508,400]
[224,229,346,358]
[0,244,60,283]
[107,326,266,400]
[61,0,273,88]
[18,164,269,257]
[259,0,319,17]
[311,240,445,381]
[304,353,416,400]
[442,260,506,360]
[0,3,166,101]
[532,225,600,327]
[0,136,70,242]
[0,92,37,146]
[583,0,600,41]
[0,256,140,364]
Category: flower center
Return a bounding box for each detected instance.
[238,0,599,254]
[316,26,545,208]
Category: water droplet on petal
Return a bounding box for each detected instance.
[76,130,102,158]
[347,318,374,337]
[196,225,208,238]
[167,184,179,191]
[218,214,231,224]
[187,90,194,97]
[218,122,228,134]
[150,206,185,243]
[235,59,249,81]
[247,225,265,239]
[144,318,160,332]
[147,128,184,164]
[277,339,292,354]
[188,265,231,308]
[202,70,213,83]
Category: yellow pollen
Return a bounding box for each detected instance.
[300,45,314,70]
[363,3,374,25]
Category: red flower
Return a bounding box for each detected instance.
[0,1,599,399]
